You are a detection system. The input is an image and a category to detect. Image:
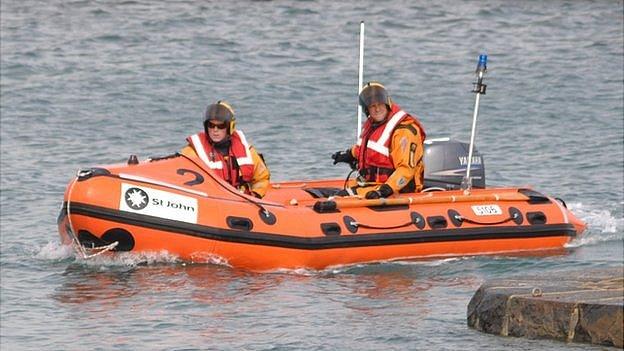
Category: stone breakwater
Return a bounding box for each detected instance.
[467,267,624,348]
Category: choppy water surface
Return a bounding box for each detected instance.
[1,1,622,350]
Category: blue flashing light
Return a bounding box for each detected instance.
[478,54,487,70]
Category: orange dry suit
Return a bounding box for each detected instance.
[351,104,426,195]
[182,130,270,198]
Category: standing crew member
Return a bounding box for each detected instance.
[181,101,270,198]
[332,82,426,198]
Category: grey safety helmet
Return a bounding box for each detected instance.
[359,81,392,115]
[203,100,236,135]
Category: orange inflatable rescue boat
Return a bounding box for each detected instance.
[57,55,586,271]
[57,137,586,271]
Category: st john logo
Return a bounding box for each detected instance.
[124,187,149,210]
[119,183,198,223]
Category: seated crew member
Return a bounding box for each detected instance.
[181,101,270,198]
[332,81,426,199]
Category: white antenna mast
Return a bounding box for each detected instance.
[356,21,365,140]
[461,54,488,194]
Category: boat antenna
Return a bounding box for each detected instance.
[356,21,365,140]
[461,54,488,194]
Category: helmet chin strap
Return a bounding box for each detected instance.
[369,110,390,127]
[371,119,385,127]
[210,134,231,145]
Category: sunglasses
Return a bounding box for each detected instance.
[207,121,228,130]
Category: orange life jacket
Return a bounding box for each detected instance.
[354,104,426,183]
[187,130,255,188]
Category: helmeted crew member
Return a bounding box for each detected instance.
[181,101,270,198]
[332,82,426,199]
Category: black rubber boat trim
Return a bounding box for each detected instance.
[60,202,578,250]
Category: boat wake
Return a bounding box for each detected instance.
[36,241,182,267]
[35,241,76,261]
[565,201,623,248]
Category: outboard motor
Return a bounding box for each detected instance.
[423,138,485,190]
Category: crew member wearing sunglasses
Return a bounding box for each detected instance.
[182,101,270,198]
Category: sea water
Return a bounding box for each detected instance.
[1,1,623,350]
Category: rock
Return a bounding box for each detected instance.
[467,267,624,348]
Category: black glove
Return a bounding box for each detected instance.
[365,190,381,199]
[365,184,393,199]
[335,189,350,197]
[332,149,357,170]
[332,149,355,165]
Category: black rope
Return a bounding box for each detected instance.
[456,215,516,226]
[352,221,414,230]
[148,152,182,162]
[179,153,272,216]
[343,168,357,191]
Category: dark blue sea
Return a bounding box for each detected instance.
[1,1,623,350]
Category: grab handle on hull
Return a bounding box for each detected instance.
[314,192,529,212]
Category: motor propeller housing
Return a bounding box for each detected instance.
[424,138,485,190]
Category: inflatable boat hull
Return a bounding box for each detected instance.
[57,155,585,271]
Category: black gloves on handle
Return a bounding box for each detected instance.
[331,149,357,170]
[365,184,394,199]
